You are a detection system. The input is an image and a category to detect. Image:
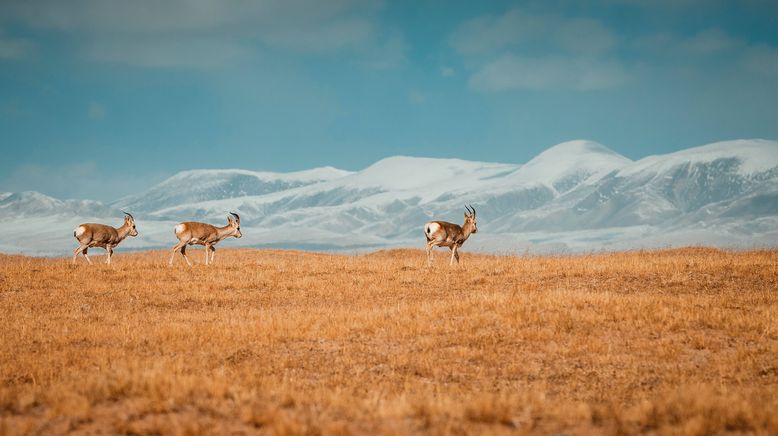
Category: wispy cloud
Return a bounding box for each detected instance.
[258,16,375,53]
[635,29,744,56]
[633,28,778,77]
[449,9,617,56]
[454,7,778,95]
[451,8,623,93]
[86,36,251,69]
[470,54,628,92]
[359,33,407,70]
[555,18,618,55]
[0,0,400,69]
[0,0,379,36]
[600,0,723,7]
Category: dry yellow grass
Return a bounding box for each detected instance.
[1,247,777,435]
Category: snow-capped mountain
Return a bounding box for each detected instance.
[0,191,120,219]
[1,139,776,256]
[514,139,778,232]
[113,166,352,215]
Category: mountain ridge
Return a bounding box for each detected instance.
[1,139,776,255]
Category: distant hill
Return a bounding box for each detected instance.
[1,139,776,255]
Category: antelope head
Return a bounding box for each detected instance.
[228,212,242,238]
[464,205,477,234]
[122,210,139,237]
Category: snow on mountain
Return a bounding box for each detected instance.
[343,156,518,195]
[0,191,119,219]
[114,166,352,215]
[143,156,518,223]
[464,140,632,222]
[617,139,778,177]
[495,140,631,193]
[583,140,776,224]
[1,139,776,256]
[0,192,148,255]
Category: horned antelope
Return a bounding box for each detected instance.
[72,211,138,264]
[424,205,478,266]
[169,212,242,266]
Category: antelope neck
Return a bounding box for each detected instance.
[215,224,236,239]
[117,223,134,239]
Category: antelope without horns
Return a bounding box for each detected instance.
[72,211,138,264]
[424,205,478,266]
[169,212,242,266]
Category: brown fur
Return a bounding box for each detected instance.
[424,206,477,266]
[72,214,137,264]
[169,214,241,266]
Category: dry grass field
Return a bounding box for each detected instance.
[1,247,777,435]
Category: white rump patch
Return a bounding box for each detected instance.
[74,226,86,238]
[426,222,441,235]
[174,224,185,235]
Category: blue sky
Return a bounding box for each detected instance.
[1,0,777,201]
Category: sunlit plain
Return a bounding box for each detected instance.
[1,248,776,434]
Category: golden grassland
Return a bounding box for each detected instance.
[0,247,777,435]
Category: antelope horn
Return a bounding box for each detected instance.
[121,210,134,220]
[469,204,476,218]
[229,212,240,222]
[464,205,473,216]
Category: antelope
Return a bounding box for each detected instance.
[72,211,138,264]
[169,212,242,266]
[424,205,478,266]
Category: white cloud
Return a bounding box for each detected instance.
[259,17,374,53]
[86,37,250,69]
[360,34,407,70]
[449,9,539,55]
[634,29,744,56]
[470,54,628,92]
[0,0,396,69]
[555,18,617,55]
[632,28,778,77]
[450,8,623,93]
[600,0,724,7]
[449,8,617,56]
[0,0,379,36]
